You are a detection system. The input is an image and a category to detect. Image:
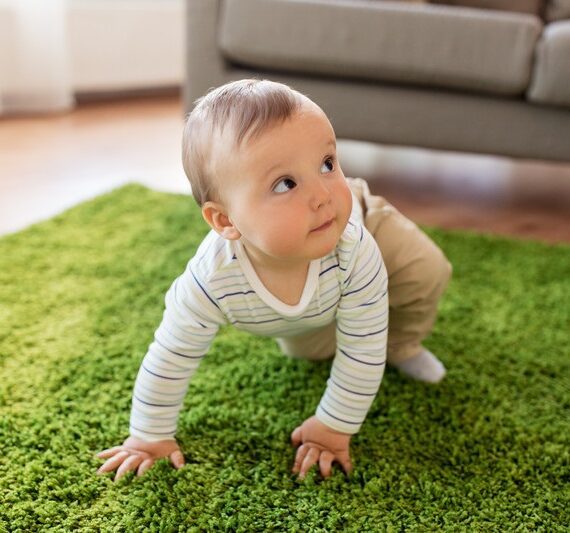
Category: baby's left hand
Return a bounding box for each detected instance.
[290,415,353,479]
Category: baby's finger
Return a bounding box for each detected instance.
[299,447,320,479]
[318,450,335,479]
[290,426,302,448]
[96,451,129,475]
[338,454,353,477]
[137,458,155,477]
[114,454,144,482]
[96,446,124,459]
[292,444,309,474]
[170,450,185,469]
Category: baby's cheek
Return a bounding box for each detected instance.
[337,182,353,222]
[273,230,303,255]
[261,220,299,254]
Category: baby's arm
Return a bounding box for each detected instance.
[292,225,388,479]
[318,226,388,433]
[96,262,223,481]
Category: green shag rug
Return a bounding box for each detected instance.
[1,184,568,532]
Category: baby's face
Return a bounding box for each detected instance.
[218,101,353,268]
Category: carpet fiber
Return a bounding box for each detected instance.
[1,185,568,531]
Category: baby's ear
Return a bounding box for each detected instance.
[201,201,241,240]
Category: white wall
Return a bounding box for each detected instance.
[68,0,184,92]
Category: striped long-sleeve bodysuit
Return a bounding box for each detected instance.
[129,206,389,441]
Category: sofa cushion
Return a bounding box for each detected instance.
[219,0,542,96]
[528,20,570,106]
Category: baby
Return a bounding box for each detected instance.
[96,79,452,482]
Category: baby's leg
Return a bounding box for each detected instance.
[276,321,336,361]
[346,177,452,382]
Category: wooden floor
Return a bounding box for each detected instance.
[1,94,569,244]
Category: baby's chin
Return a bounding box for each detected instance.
[308,225,345,258]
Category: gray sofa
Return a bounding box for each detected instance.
[185,0,570,162]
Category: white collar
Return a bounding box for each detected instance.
[232,239,320,317]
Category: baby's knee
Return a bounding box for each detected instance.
[420,244,453,299]
[278,340,334,361]
[434,249,453,291]
[281,348,334,362]
[276,322,336,361]
[418,244,453,297]
[426,244,453,289]
[390,244,452,310]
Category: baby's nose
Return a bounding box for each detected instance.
[310,179,332,210]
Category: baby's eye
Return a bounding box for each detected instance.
[321,157,335,173]
[273,177,297,194]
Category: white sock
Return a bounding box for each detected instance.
[392,348,446,383]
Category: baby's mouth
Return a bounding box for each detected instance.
[311,218,334,232]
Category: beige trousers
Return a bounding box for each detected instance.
[276,177,452,365]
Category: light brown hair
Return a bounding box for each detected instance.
[182,79,308,206]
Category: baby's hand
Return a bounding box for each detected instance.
[95,436,185,481]
[290,415,353,480]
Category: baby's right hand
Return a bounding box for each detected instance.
[95,436,185,481]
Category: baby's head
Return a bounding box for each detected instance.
[183,79,308,207]
[182,79,352,265]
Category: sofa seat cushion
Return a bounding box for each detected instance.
[528,20,570,106]
[219,0,542,96]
